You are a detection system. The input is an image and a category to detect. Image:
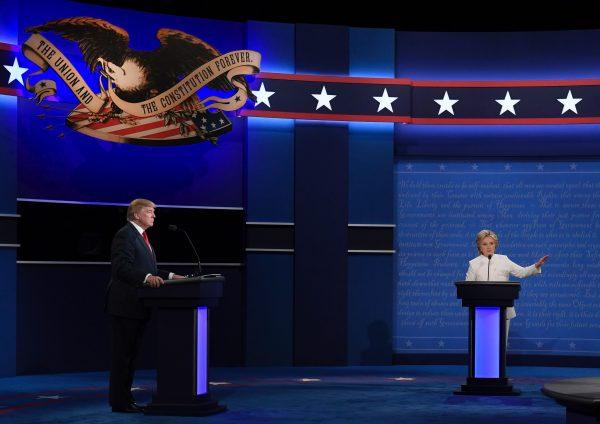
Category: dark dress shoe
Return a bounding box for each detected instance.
[130,402,146,412]
[111,404,143,413]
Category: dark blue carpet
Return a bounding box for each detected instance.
[0,365,594,423]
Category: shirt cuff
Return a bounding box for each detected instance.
[168,272,174,280]
[143,273,152,284]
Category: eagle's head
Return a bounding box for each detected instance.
[97,57,148,93]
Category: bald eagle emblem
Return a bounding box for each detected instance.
[22,17,261,145]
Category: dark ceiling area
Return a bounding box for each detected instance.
[74,1,600,32]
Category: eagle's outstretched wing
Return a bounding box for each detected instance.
[155,29,239,93]
[27,17,130,72]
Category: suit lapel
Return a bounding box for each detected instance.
[129,223,155,262]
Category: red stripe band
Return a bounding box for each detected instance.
[242,109,412,123]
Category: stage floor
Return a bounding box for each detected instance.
[1,365,597,423]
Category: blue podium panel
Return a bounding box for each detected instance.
[196,307,208,396]
[474,307,500,378]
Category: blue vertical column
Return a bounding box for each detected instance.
[294,24,349,365]
[474,307,500,378]
[196,307,208,395]
[347,28,395,365]
[245,21,295,365]
[0,95,17,377]
[0,0,18,376]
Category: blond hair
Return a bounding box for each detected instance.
[127,198,155,221]
[476,229,499,254]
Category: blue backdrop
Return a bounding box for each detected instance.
[393,29,600,357]
[394,160,600,356]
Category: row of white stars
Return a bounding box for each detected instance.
[253,82,398,112]
[404,163,579,171]
[433,90,581,115]
[3,61,586,117]
[403,340,578,349]
[253,83,584,116]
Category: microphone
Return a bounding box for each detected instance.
[487,254,493,281]
[169,224,202,276]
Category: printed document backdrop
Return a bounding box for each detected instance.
[394,160,600,356]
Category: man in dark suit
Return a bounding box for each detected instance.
[106,198,182,413]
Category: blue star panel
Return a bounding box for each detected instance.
[246,75,600,124]
[247,74,411,122]
[0,43,24,96]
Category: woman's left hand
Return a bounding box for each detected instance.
[535,255,549,269]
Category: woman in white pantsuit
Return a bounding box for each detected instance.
[465,229,549,342]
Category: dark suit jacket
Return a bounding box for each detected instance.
[105,222,169,319]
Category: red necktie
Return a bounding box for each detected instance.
[142,231,152,252]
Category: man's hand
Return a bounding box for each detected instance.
[146,275,165,288]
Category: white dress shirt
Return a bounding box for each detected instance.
[465,254,540,319]
[129,221,174,282]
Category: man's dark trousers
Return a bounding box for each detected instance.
[109,315,147,408]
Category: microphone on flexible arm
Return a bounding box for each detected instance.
[487,254,493,281]
[168,224,202,277]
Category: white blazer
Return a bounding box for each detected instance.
[465,254,540,319]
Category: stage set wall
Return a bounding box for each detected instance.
[245,23,395,366]
[2,0,600,377]
[0,0,394,376]
[393,31,600,365]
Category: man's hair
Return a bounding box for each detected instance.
[127,198,155,221]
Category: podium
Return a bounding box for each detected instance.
[454,281,521,396]
[137,275,226,416]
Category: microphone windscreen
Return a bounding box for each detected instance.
[488,254,493,260]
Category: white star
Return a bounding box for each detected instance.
[557,90,582,115]
[570,163,578,170]
[536,341,544,348]
[405,340,413,347]
[504,163,512,171]
[439,164,446,171]
[438,340,445,347]
[3,57,28,86]
[373,88,397,112]
[569,342,576,349]
[252,82,275,108]
[405,163,413,171]
[201,117,207,123]
[37,395,64,399]
[434,91,458,115]
[537,163,544,171]
[495,91,520,115]
[471,163,479,171]
[311,86,336,111]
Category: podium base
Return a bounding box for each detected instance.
[144,395,227,416]
[454,377,521,396]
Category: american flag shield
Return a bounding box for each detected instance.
[66,101,232,145]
